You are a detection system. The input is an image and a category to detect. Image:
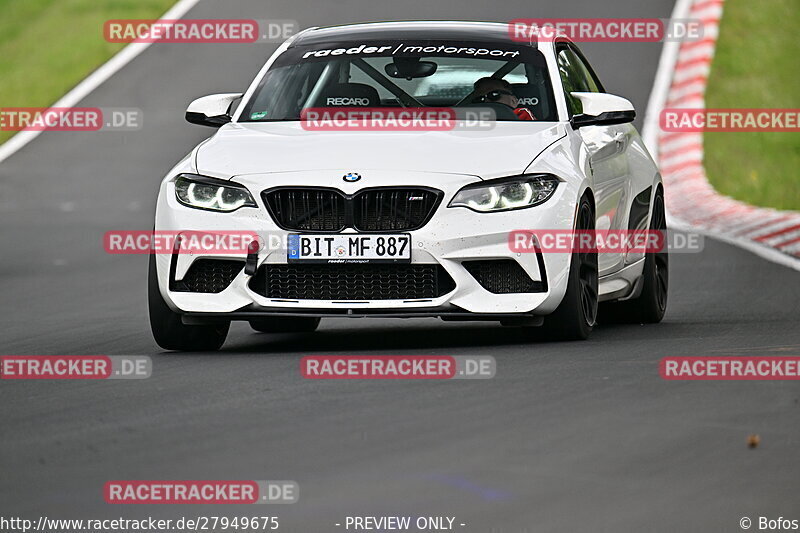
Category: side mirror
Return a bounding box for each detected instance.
[569,92,635,128]
[185,93,243,127]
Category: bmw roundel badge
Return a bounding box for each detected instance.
[343,172,361,182]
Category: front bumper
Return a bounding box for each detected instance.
[154,170,579,319]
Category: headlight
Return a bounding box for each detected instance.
[174,174,256,212]
[448,174,559,212]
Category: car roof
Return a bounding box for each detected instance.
[292,21,534,47]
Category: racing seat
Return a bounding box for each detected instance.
[511,83,547,120]
[320,83,380,107]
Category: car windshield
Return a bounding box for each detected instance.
[239,39,557,122]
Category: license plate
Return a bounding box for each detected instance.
[287,234,411,263]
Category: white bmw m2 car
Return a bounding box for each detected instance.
[150,21,667,350]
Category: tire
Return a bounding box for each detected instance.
[543,195,598,340]
[148,254,229,351]
[249,317,320,333]
[599,187,669,324]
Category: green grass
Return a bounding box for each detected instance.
[0,0,178,144]
[704,0,800,211]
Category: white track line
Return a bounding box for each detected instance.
[643,0,800,272]
[0,0,202,165]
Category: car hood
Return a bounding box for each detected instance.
[194,121,565,180]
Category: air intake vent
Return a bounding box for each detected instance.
[462,260,545,294]
[170,259,244,293]
[249,263,455,300]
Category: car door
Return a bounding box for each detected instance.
[556,42,632,275]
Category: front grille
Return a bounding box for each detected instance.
[354,188,440,231]
[250,264,455,300]
[263,188,346,231]
[170,259,244,293]
[462,260,545,294]
[263,187,441,232]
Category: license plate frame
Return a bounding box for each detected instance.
[287,233,412,264]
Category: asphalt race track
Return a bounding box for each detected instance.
[1,0,799,531]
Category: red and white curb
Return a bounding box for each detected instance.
[643,0,800,271]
